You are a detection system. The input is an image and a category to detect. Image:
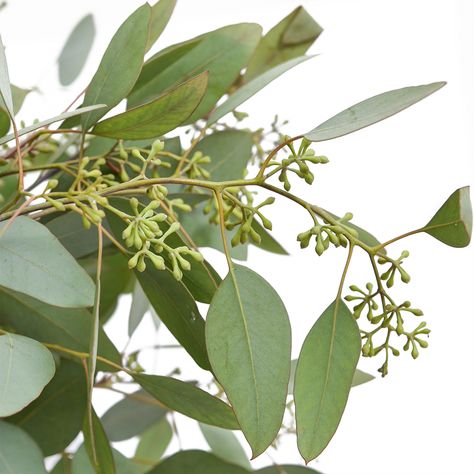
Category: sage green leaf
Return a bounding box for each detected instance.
[146,0,176,53]
[50,457,73,474]
[0,287,121,372]
[0,174,18,204]
[257,465,324,474]
[294,299,361,462]
[128,24,262,122]
[58,14,95,86]
[0,333,55,417]
[102,389,167,442]
[0,36,13,116]
[423,186,472,247]
[83,408,116,474]
[73,445,140,474]
[305,82,446,142]
[208,56,313,125]
[252,220,288,255]
[86,136,117,156]
[0,422,47,473]
[244,7,322,82]
[199,423,251,470]
[0,104,105,145]
[81,4,151,130]
[132,373,239,429]
[91,72,208,140]
[146,450,248,474]
[8,359,87,456]
[351,369,375,387]
[135,418,173,467]
[0,85,33,136]
[0,216,95,308]
[206,264,292,458]
[180,258,221,304]
[128,280,150,337]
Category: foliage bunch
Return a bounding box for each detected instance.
[0,2,471,473]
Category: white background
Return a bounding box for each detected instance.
[1,1,473,473]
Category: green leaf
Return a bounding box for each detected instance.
[0,333,55,417]
[0,174,19,204]
[208,55,313,125]
[128,24,262,122]
[50,457,73,474]
[305,82,446,142]
[0,36,13,116]
[81,4,151,130]
[146,0,176,53]
[0,104,105,145]
[0,85,33,136]
[0,216,95,308]
[206,264,292,457]
[91,72,208,140]
[199,423,251,470]
[128,280,150,337]
[58,14,95,86]
[294,299,361,462]
[101,389,167,442]
[0,287,121,372]
[135,418,173,467]
[180,258,221,304]
[257,465,324,474]
[251,220,288,255]
[146,450,248,474]
[73,445,140,474]
[8,359,87,456]
[132,373,239,429]
[422,186,472,247]
[0,422,47,473]
[244,7,322,82]
[82,408,116,474]
[351,369,375,387]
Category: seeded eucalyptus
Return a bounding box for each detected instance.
[0,2,470,473]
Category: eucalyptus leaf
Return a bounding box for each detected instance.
[351,369,375,387]
[146,0,177,53]
[0,333,55,417]
[132,373,239,429]
[8,359,87,456]
[92,72,208,140]
[423,186,472,247]
[0,85,33,136]
[0,35,13,116]
[199,423,251,470]
[294,299,361,462]
[128,280,150,337]
[0,422,47,474]
[305,82,446,142]
[81,4,151,130]
[208,55,313,125]
[252,220,288,255]
[58,14,95,86]
[102,389,167,442]
[0,216,95,308]
[257,466,324,474]
[206,264,291,457]
[135,418,173,467]
[73,445,140,474]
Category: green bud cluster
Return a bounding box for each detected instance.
[344,283,379,320]
[378,250,411,287]
[297,212,357,256]
[183,151,211,180]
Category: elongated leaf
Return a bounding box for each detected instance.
[257,466,323,474]
[8,359,87,456]
[200,423,251,470]
[252,220,288,255]
[206,265,292,457]
[351,369,375,387]
[423,186,472,247]
[128,24,261,122]
[0,36,13,116]
[133,373,239,429]
[146,0,176,52]
[135,418,173,466]
[244,7,322,82]
[0,216,95,308]
[81,4,151,130]
[147,450,248,474]
[73,445,140,474]
[0,287,121,371]
[305,82,446,142]
[83,408,116,474]
[92,72,208,139]
[0,422,47,473]
[209,55,313,124]
[58,14,95,86]
[294,299,361,462]
[128,280,150,337]
[102,389,167,442]
[0,104,105,145]
[0,85,33,136]
[0,333,55,417]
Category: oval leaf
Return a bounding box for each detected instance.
[135,418,173,466]
[294,299,361,462]
[0,216,95,307]
[58,14,95,86]
[206,265,292,458]
[0,36,13,116]
[305,82,446,142]
[0,333,55,417]
[132,373,239,430]
[423,186,472,247]
[91,73,208,139]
